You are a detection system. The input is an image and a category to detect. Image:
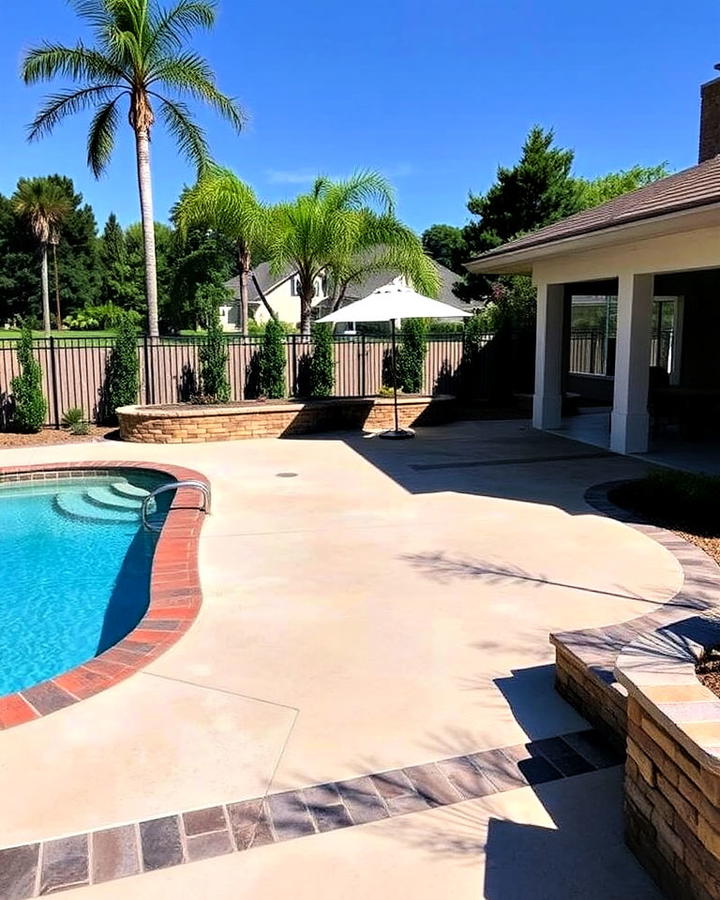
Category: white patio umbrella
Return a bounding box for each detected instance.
[318,284,470,439]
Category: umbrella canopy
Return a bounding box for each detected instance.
[317,284,471,323]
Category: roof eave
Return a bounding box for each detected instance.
[464,201,720,276]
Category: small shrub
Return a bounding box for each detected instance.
[308,322,334,398]
[62,406,90,435]
[11,323,46,433]
[377,384,394,398]
[397,318,427,394]
[65,305,142,331]
[102,313,139,424]
[260,318,287,399]
[198,306,230,403]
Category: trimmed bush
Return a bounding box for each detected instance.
[397,318,427,394]
[260,318,287,399]
[102,312,139,424]
[308,322,334,398]
[11,323,46,433]
[198,306,230,403]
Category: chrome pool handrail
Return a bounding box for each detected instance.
[141,480,211,531]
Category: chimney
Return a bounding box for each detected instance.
[699,72,720,163]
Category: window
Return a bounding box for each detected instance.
[291,276,301,296]
[569,294,680,379]
[569,295,617,376]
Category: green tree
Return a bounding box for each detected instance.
[100,213,142,309]
[308,322,334,398]
[102,312,139,423]
[572,163,670,208]
[11,178,72,333]
[22,0,244,337]
[197,282,230,402]
[167,206,235,330]
[176,166,275,331]
[266,172,440,334]
[397,318,428,394]
[421,224,465,273]
[260,318,286,398]
[11,323,47,432]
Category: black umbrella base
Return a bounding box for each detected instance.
[378,427,416,440]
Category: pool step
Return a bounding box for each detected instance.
[85,485,147,512]
[110,481,152,501]
[54,492,140,525]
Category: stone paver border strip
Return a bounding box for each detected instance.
[0,728,623,898]
[0,460,208,731]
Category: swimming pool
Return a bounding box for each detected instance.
[0,472,174,696]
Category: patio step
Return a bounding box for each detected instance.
[54,492,140,525]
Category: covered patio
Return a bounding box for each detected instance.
[467,75,720,465]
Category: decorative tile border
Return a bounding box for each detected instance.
[0,727,623,897]
[0,461,208,731]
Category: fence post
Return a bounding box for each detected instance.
[143,336,152,404]
[360,335,367,397]
[49,336,61,428]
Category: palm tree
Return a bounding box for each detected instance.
[22,0,244,338]
[12,178,72,334]
[265,172,440,334]
[175,165,277,331]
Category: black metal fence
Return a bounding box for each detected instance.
[569,329,674,377]
[0,331,535,427]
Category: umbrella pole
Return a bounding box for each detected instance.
[378,317,414,440]
[391,318,400,432]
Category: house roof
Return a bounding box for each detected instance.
[224,262,294,303]
[466,155,720,269]
[225,260,469,311]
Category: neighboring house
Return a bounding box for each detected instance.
[223,261,469,331]
[466,71,720,457]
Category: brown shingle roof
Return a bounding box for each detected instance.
[469,156,720,262]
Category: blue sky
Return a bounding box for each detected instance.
[2,0,719,234]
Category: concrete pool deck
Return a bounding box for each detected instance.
[0,420,672,897]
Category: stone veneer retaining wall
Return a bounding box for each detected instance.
[552,481,720,899]
[117,396,456,443]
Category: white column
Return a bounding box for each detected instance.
[610,272,654,454]
[533,282,564,429]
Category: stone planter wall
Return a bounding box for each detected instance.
[618,619,720,900]
[117,396,456,443]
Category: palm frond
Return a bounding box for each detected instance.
[28,85,121,140]
[22,42,126,84]
[155,95,209,172]
[87,95,123,176]
[149,0,216,54]
[151,53,245,131]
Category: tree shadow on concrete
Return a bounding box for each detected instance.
[398,549,684,608]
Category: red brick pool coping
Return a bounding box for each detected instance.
[0,461,208,731]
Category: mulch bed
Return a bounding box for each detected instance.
[0,427,116,448]
[610,482,720,567]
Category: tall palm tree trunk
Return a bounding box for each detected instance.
[51,243,62,330]
[40,242,51,334]
[134,127,159,337]
[300,291,313,336]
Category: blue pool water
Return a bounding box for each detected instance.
[0,473,172,696]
